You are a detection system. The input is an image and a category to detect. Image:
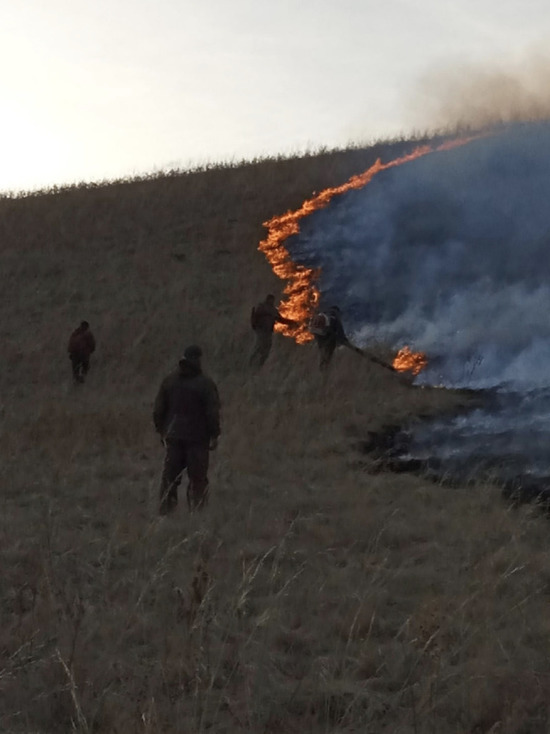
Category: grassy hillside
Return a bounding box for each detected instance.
[2,140,550,733]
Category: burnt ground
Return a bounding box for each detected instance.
[359,386,550,510]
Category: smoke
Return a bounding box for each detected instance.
[410,55,550,131]
[288,121,550,387]
[286,121,550,477]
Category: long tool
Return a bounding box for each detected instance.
[345,343,397,373]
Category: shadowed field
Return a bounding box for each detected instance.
[2,141,550,733]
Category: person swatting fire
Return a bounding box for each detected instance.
[309,305,396,372]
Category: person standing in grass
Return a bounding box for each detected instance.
[153,345,221,514]
[67,320,96,384]
[249,294,296,368]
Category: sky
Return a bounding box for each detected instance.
[1,0,549,192]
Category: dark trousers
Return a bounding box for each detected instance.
[159,440,210,514]
[70,353,90,383]
[249,329,273,368]
[315,336,337,370]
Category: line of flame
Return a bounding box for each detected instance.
[258,135,481,351]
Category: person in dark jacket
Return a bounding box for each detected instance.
[153,345,221,514]
[315,306,358,369]
[67,321,96,383]
[249,294,295,368]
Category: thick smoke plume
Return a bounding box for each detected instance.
[287,122,550,477]
[411,56,550,131]
[290,123,550,388]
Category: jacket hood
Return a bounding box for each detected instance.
[178,358,202,378]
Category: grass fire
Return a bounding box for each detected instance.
[393,345,429,374]
[258,136,481,370]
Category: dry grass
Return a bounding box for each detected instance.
[1,141,550,733]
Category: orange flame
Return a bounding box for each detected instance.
[392,346,429,375]
[258,135,483,346]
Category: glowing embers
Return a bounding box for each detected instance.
[392,346,428,375]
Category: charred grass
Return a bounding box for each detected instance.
[1,142,550,732]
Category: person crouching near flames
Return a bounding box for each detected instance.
[67,320,96,384]
[153,345,221,514]
[310,305,361,369]
[249,294,296,368]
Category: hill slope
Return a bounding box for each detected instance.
[2,142,550,733]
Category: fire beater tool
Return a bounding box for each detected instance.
[345,343,397,373]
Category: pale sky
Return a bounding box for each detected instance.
[1,0,548,191]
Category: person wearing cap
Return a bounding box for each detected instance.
[249,294,296,368]
[67,320,96,383]
[315,306,353,369]
[153,345,221,514]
